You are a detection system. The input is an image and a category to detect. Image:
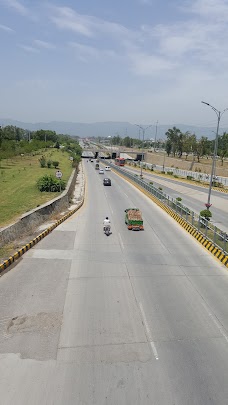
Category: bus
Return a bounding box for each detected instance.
[115,157,125,166]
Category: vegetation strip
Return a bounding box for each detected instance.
[112,167,228,269]
[126,164,228,194]
[0,199,84,274]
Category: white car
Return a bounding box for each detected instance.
[105,166,111,171]
[99,169,104,174]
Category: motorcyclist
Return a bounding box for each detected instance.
[103,217,111,232]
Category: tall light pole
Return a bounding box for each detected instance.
[201,101,228,209]
[135,124,152,177]
[108,135,112,159]
[154,121,158,152]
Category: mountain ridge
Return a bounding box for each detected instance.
[1,118,227,139]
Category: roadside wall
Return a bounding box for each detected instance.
[0,166,79,247]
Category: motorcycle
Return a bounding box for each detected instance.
[104,225,111,236]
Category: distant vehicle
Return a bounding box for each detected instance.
[103,178,111,186]
[95,163,99,170]
[99,169,104,174]
[125,208,144,231]
[105,166,111,171]
[90,159,94,162]
[115,157,125,166]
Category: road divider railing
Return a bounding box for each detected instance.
[108,162,228,261]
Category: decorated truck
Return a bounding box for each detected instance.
[125,208,144,231]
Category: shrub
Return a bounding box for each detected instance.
[39,156,46,168]
[212,181,223,188]
[37,175,66,192]
[149,181,153,185]
[176,197,182,202]
[167,171,173,175]
[174,174,179,178]
[52,161,59,169]
[187,175,194,180]
[200,209,212,221]
[47,160,52,168]
[158,187,163,191]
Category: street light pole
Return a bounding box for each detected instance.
[154,121,158,152]
[108,135,112,160]
[135,124,152,177]
[201,101,228,209]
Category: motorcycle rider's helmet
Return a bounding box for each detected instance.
[106,217,109,219]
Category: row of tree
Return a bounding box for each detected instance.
[96,128,228,164]
[0,125,82,162]
[165,127,228,164]
[0,126,80,144]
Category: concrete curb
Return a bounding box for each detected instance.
[0,165,85,274]
[113,167,228,269]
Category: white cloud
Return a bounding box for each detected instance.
[19,44,40,53]
[3,0,29,16]
[182,0,228,20]
[69,42,116,62]
[0,23,14,32]
[49,6,136,41]
[128,51,178,75]
[34,40,56,49]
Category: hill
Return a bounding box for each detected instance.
[0,118,227,139]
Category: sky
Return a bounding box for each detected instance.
[1,0,228,129]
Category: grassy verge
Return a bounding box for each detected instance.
[125,163,228,192]
[0,149,73,227]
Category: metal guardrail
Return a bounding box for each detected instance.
[108,162,228,255]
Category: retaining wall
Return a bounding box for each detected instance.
[0,167,78,247]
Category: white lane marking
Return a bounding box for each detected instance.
[118,232,124,250]
[201,302,228,343]
[110,205,113,214]
[150,342,159,360]
[139,302,159,360]
[124,193,128,198]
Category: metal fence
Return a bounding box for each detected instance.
[109,162,228,255]
[127,161,228,187]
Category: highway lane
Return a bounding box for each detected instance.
[120,164,228,232]
[0,160,228,404]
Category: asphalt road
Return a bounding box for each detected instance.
[121,165,228,232]
[0,160,228,404]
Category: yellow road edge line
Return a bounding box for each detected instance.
[112,166,228,269]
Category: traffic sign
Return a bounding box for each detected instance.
[56,170,63,179]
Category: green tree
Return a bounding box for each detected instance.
[183,132,196,160]
[217,132,228,166]
[165,140,172,156]
[165,127,181,156]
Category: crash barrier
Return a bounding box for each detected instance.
[107,162,228,264]
[127,161,228,189]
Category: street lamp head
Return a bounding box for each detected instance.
[201,101,210,106]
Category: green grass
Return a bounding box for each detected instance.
[0,149,73,226]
